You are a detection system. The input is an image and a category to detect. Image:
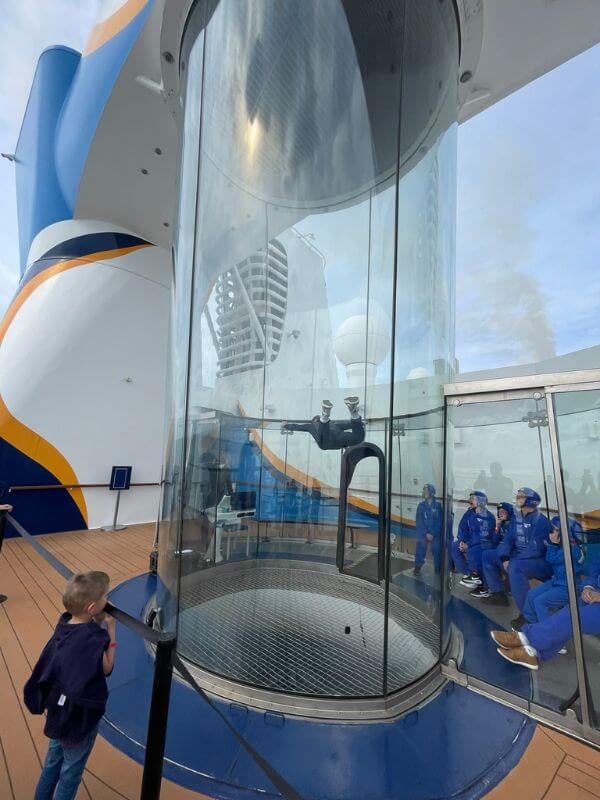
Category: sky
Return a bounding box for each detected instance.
[0,4,598,375]
[0,1,102,313]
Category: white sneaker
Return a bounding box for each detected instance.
[344,396,360,418]
[460,574,482,587]
[321,400,333,422]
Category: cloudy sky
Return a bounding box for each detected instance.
[0,3,598,375]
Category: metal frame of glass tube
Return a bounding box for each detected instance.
[443,368,600,747]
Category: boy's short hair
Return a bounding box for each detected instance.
[63,571,110,615]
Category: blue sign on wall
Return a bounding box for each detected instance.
[110,466,132,491]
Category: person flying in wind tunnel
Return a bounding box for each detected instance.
[413,484,443,576]
[470,502,513,599]
[491,553,600,671]
[282,397,365,450]
[519,516,584,626]
[452,491,496,588]
[480,487,553,628]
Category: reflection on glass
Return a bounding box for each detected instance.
[156,31,205,633]
[554,389,600,725]
[162,0,458,699]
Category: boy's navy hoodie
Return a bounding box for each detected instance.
[24,613,110,745]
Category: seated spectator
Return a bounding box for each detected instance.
[451,491,496,589]
[480,488,552,623]
[470,502,513,599]
[490,555,600,670]
[495,503,513,541]
[521,516,583,625]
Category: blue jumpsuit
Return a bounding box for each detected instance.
[482,509,553,610]
[524,559,600,661]
[522,540,583,623]
[414,498,443,572]
[452,508,497,576]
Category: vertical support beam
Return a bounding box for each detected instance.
[546,392,592,728]
[140,636,176,800]
[0,511,7,603]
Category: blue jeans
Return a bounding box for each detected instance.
[522,581,569,623]
[34,727,98,800]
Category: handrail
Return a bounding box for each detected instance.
[336,443,386,582]
[9,481,161,491]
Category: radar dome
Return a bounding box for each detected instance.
[334,314,391,384]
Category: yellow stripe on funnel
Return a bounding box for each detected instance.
[0,395,88,524]
[0,243,151,526]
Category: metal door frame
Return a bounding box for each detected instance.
[443,368,600,746]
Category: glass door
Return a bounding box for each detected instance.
[444,389,582,716]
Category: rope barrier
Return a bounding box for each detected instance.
[3,514,303,800]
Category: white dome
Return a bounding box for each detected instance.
[334,314,391,367]
[406,367,430,380]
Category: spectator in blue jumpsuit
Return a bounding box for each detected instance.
[452,491,496,588]
[491,557,600,670]
[481,488,553,627]
[413,484,443,576]
[470,502,513,599]
[521,516,583,624]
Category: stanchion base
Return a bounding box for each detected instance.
[101,525,127,532]
[0,594,7,604]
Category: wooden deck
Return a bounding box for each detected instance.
[0,523,599,799]
[0,523,204,800]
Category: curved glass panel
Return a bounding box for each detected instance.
[164,0,458,699]
[445,394,581,715]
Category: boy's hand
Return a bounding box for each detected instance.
[0,503,13,512]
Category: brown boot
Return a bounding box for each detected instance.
[490,630,522,649]
[496,646,539,670]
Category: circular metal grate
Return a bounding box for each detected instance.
[177,565,438,697]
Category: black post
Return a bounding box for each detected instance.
[0,511,7,604]
[140,635,176,800]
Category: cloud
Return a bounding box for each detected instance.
[457,131,556,370]
[0,0,103,317]
[456,45,600,373]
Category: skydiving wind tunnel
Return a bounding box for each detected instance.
[155,0,458,713]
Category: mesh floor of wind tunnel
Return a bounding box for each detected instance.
[177,566,439,696]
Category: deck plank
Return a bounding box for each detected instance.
[0,735,16,800]
[544,775,599,799]
[0,523,202,799]
[3,523,600,799]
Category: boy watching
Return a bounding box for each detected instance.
[24,571,117,800]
